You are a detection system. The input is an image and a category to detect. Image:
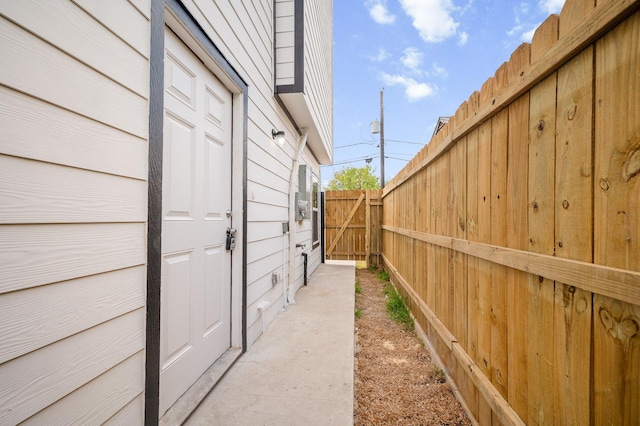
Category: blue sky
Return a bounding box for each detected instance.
[322,0,566,187]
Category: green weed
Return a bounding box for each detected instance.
[355,279,362,294]
[383,283,413,330]
[433,366,447,383]
[355,309,362,319]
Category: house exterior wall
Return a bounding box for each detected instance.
[275,0,295,86]
[0,0,331,422]
[179,0,332,347]
[0,1,150,424]
[274,0,333,165]
[303,0,333,161]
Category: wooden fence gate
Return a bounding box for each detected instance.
[324,190,382,267]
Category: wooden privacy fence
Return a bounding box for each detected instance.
[324,190,382,267]
[381,1,640,425]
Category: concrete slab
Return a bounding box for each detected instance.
[185,261,356,426]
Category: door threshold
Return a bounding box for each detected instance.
[159,347,243,425]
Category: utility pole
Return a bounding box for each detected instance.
[379,88,385,189]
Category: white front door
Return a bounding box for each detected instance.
[159,28,233,415]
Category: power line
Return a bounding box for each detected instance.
[329,154,380,166]
[334,142,376,149]
[326,153,412,167]
[385,152,414,156]
[385,138,426,145]
[385,156,410,162]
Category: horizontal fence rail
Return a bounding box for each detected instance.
[380,0,640,425]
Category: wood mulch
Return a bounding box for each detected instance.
[354,267,472,426]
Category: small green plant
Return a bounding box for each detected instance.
[433,366,446,383]
[355,279,362,294]
[383,283,413,330]
[377,269,390,282]
[355,309,362,319]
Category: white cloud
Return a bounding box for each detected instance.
[508,0,564,42]
[507,10,523,37]
[366,0,396,24]
[399,0,459,43]
[457,31,469,46]
[401,47,424,72]
[432,63,448,78]
[540,0,565,14]
[507,24,523,37]
[381,72,436,101]
[521,25,538,42]
[370,47,390,62]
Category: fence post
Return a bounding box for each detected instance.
[366,190,371,268]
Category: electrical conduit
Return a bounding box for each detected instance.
[286,129,308,304]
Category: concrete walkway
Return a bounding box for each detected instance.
[185,261,356,426]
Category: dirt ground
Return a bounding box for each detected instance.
[354,267,472,426]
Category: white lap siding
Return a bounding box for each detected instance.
[0,0,149,424]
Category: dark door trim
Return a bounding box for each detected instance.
[146,1,248,423]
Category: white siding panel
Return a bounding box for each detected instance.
[246,284,284,330]
[247,120,294,164]
[247,140,291,182]
[0,156,147,224]
[21,352,144,426]
[277,46,295,63]
[127,0,151,19]
[246,287,284,346]
[275,16,294,32]
[0,266,145,364]
[247,161,288,192]
[0,223,146,294]
[0,87,147,180]
[247,268,284,310]
[247,202,287,222]
[183,0,272,98]
[247,251,283,285]
[276,0,294,15]
[0,17,148,138]
[247,181,288,209]
[247,221,286,243]
[104,392,144,425]
[246,320,261,348]
[193,0,272,79]
[0,309,145,426]
[276,63,295,85]
[71,0,150,58]
[275,31,294,47]
[247,236,284,264]
[1,0,148,97]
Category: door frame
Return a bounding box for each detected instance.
[146,0,248,423]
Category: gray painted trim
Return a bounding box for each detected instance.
[146,1,249,424]
[145,1,164,424]
[294,0,304,89]
[274,94,302,137]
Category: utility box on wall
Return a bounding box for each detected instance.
[296,165,311,221]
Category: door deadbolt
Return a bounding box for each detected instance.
[225,227,237,251]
